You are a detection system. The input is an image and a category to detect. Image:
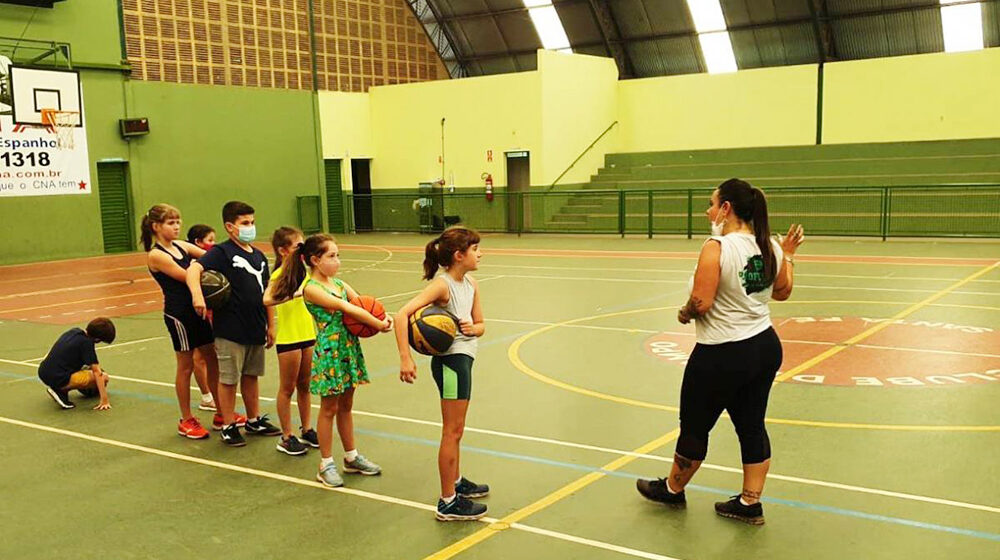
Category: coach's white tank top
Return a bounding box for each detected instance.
[441,272,477,358]
[687,233,783,345]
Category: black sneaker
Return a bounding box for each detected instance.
[300,427,319,448]
[436,496,487,521]
[46,386,75,409]
[715,495,765,525]
[78,388,100,398]
[636,478,686,508]
[244,414,281,436]
[455,477,489,498]
[220,423,246,447]
[276,435,308,456]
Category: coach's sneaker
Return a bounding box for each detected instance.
[715,495,765,525]
[212,412,247,430]
[317,463,344,488]
[220,423,246,447]
[300,427,319,448]
[276,435,308,456]
[245,414,282,436]
[455,477,489,498]
[436,496,487,522]
[46,387,75,409]
[177,417,210,440]
[343,454,381,475]
[636,478,686,508]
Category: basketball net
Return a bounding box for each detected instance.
[40,109,79,149]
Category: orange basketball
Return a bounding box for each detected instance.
[343,294,386,338]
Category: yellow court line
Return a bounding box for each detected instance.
[774,261,1000,383]
[423,429,681,560]
[505,306,1000,432]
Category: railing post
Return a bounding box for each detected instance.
[686,189,693,239]
[883,187,892,241]
[618,190,625,238]
[647,190,653,239]
[517,192,523,237]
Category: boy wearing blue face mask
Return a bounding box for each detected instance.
[187,200,280,446]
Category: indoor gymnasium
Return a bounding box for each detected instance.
[0,0,998,558]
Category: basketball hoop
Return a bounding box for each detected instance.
[40,108,79,149]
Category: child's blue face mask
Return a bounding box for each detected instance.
[238,224,256,243]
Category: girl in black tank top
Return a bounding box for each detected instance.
[142,203,223,439]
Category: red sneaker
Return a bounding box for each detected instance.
[177,417,210,440]
[212,412,248,431]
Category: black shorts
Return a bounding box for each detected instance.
[276,340,315,354]
[164,312,214,352]
[431,354,474,400]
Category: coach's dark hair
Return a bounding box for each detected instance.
[716,178,776,286]
[271,226,303,270]
[186,224,214,245]
[139,203,181,252]
[423,226,481,280]
[271,233,335,302]
[222,200,255,224]
[86,317,116,344]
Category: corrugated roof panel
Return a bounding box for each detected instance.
[832,8,943,59]
[453,14,521,55]
[611,0,657,37]
[982,1,998,47]
[493,11,544,51]
[556,1,606,46]
[731,23,819,68]
[624,40,666,76]
[639,0,695,35]
[651,35,705,74]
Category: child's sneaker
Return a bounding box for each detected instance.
[78,388,100,398]
[714,495,765,525]
[436,496,487,521]
[45,386,75,409]
[300,427,319,448]
[276,435,308,456]
[212,412,247,430]
[316,463,344,487]
[244,414,282,436]
[219,423,246,447]
[198,395,217,411]
[177,417,210,439]
[455,477,489,498]
[343,454,381,475]
[636,478,687,508]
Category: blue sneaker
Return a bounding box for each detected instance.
[317,463,344,488]
[455,477,489,498]
[343,454,381,475]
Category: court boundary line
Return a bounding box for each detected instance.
[2,357,995,514]
[0,415,683,560]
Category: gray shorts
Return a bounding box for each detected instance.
[215,338,266,385]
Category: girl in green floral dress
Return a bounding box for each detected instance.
[268,233,392,487]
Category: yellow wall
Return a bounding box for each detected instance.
[368,71,541,189]
[618,64,818,152]
[823,48,1000,144]
[538,50,620,185]
[319,91,373,159]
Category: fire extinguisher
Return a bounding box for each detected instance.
[482,172,494,202]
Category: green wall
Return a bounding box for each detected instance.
[0,1,323,264]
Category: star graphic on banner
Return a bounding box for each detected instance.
[78,181,88,190]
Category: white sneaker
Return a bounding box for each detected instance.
[198,396,217,411]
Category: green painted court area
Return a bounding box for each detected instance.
[2,234,998,560]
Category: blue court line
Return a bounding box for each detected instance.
[3,369,998,542]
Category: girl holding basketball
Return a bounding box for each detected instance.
[185,223,218,412]
[142,204,222,439]
[262,226,318,456]
[269,233,391,487]
[394,226,489,522]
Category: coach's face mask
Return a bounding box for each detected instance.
[710,202,728,236]
[237,225,256,243]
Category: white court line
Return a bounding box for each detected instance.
[0,415,681,560]
[0,278,154,300]
[0,356,995,515]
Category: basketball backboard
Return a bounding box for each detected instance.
[9,65,82,126]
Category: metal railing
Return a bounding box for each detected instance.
[343,184,1000,240]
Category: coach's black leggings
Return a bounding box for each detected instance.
[675,327,783,464]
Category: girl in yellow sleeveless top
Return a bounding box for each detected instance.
[264,227,318,456]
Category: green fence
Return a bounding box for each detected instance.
[344,184,1000,239]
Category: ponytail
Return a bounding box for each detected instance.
[423,238,441,280]
[272,233,333,302]
[422,226,481,281]
[140,203,180,252]
[751,188,776,285]
[270,225,303,270]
